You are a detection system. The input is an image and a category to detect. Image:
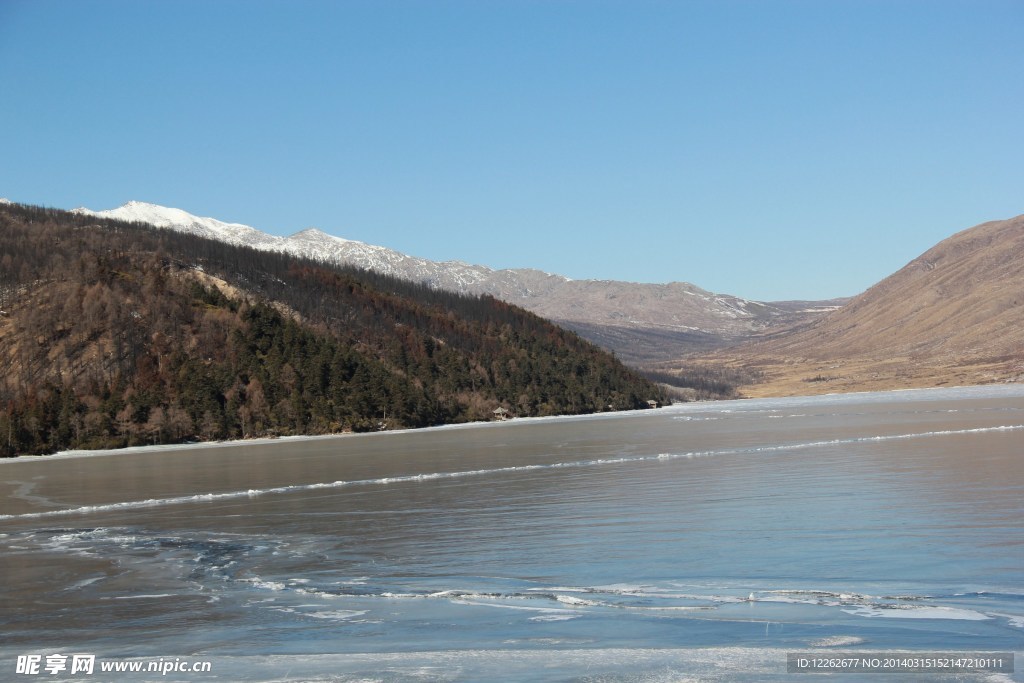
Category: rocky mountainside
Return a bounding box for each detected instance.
[698,212,1024,395]
[71,201,838,362]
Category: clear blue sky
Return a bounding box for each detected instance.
[1,1,1021,301]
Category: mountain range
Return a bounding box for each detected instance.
[0,202,663,456]
[71,201,841,364]
[22,198,1024,399]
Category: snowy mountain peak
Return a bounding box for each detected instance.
[290,227,330,238]
[72,201,284,251]
[289,227,350,244]
[70,201,476,285]
[289,227,376,249]
[51,200,806,358]
[75,201,201,227]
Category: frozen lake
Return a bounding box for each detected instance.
[2,385,1023,681]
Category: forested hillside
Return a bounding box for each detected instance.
[0,203,663,456]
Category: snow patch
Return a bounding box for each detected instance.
[808,636,867,647]
[842,605,991,620]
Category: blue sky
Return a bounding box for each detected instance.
[1,1,1021,301]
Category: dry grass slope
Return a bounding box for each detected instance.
[697,213,1024,396]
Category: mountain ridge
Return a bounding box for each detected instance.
[695,212,1024,395]
[21,198,1023,399]
[71,201,839,363]
[0,202,663,456]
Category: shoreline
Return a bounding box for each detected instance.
[0,403,667,465]
[4,382,1023,465]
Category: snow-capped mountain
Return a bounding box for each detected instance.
[72,201,286,251]
[71,201,520,290]
[71,201,837,363]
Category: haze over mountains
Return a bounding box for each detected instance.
[71,201,840,363]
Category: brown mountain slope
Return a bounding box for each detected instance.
[71,201,842,365]
[0,203,664,455]
[696,213,1024,396]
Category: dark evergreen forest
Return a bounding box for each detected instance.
[0,202,664,456]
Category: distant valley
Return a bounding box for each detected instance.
[11,198,1023,407]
